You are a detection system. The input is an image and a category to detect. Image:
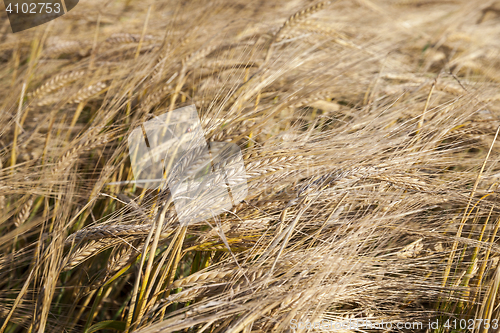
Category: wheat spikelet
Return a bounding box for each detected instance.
[182,45,219,68]
[297,20,348,39]
[287,90,338,110]
[232,268,265,293]
[275,1,332,41]
[106,241,141,275]
[36,90,68,106]
[228,218,272,234]
[245,154,307,178]
[396,238,424,259]
[370,174,433,192]
[148,46,171,84]
[69,82,107,104]
[28,71,86,100]
[52,135,108,175]
[280,290,311,309]
[436,81,466,96]
[190,240,250,252]
[170,270,233,289]
[106,33,158,44]
[65,224,153,245]
[14,197,33,227]
[43,40,90,58]
[62,239,121,271]
[382,72,427,82]
[201,59,258,71]
[147,287,209,316]
[166,287,206,302]
[383,73,466,96]
[139,83,173,112]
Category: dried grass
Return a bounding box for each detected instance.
[2,0,500,332]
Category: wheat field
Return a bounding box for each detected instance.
[1,0,500,332]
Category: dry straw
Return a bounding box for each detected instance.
[1,0,500,332]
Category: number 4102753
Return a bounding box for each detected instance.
[6,2,61,14]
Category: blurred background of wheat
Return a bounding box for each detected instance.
[2,0,500,332]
